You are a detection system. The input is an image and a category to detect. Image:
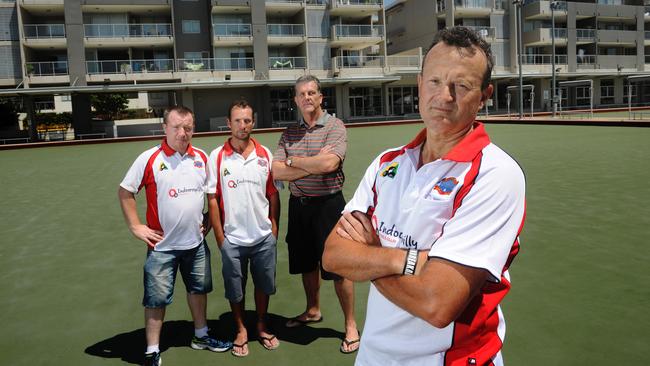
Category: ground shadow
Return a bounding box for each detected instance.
[85,311,344,364]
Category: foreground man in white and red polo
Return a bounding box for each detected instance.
[323,26,526,366]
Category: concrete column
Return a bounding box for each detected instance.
[71,94,92,137]
[593,79,601,106]
[336,84,349,121]
[446,0,455,27]
[567,3,577,73]
[64,0,87,87]
[508,3,518,74]
[614,77,624,105]
[637,7,645,72]
[24,95,37,141]
[382,83,390,116]
[251,1,269,80]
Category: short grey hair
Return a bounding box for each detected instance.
[295,75,321,93]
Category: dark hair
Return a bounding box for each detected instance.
[228,98,254,120]
[163,105,194,124]
[295,74,321,93]
[425,26,494,90]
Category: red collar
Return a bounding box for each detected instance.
[222,137,265,157]
[161,139,195,157]
[404,122,490,162]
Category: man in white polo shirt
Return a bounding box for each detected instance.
[323,27,526,365]
[118,106,232,366]
[207,99,280,357]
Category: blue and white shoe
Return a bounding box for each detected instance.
[191,335,232,352]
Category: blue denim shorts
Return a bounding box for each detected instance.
[142,240,213,308]
[220,234,277,303]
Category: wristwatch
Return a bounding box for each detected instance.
[286,158,293,167]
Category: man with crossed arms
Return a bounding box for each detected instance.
[324,27,526,365]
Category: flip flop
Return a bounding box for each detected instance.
[340,331,361,354]
[258,335,280,350]
[285,315,323,328]
[231,341,249,357]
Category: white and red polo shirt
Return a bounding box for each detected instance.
[345,122,526,366]
[207,138,277,246]
[120,139,208,252]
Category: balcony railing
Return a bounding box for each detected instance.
[267,0,303,2]
[521,54,567,64]
[306,0,326,4]
[269,57,306,69]
[333,24,384,37]
[177,58,253,71]
[454,0,490,8]
[84,23,172,38]
[34,101,55,111]
[26,61,68,76]
[335,55,384,68]
[576,28,596,41]
[463,26,496,38]
[551,1,568,10]
[577,54,596,65]
[23,24,65,39]
[552,28,567,38]
[386,55,421,67]
[213,24,252,37]
[597,0,622,4]
[86,59,174,74]
[335,0,381,4]
[268,24,305,37]
[645,31,650,40]
[646,55,650,64]
[437,0,446,12]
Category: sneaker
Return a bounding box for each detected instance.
[143,351,161,366]
[191,335,232,352]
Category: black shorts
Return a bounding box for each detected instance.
[286,191,345,280]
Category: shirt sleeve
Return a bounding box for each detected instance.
[273,129,288,161]
[206,147,222,196]
[264,146,278,197]
[119,150,151,194]
[325,118,347,161]
[344,154,382,214]
[427,163,526,282]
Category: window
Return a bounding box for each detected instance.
[61,94,71,102]
[600,79,614,105]
[182,20,200,34]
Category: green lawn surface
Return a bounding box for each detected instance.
[0,123,648,365]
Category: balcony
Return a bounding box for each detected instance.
[333,55,384,74]
[576,28,596,43]
[212,24,253,46]
[597,29,636,46]
[436,0,446,13]
[20,0,64,14]
[84,24,173,48]
[597,55,636,70]
[87,59,174,74]
[454,0,492,17]
[523,1,567,20]
[385,55,422,73]
[521,54,567,65]
[576,54,597,69]
[269,56,306,70]
[266,0,304,16]
[176,58,254,72]
[267,24,305,46]
[25,61,69,84]
[330,0,382,17]
[331,24,384,49]
[22,24,66,49]
[523,28,567,46]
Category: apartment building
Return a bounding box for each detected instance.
[386,0,650,112]
[0,0,429,138]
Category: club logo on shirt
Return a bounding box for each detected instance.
[223,168,231,176]
[373,217,418,248]
[168,186,203,198]
[258,158,268,168]
[432,177,459,196]
[227,179,261,189]
[194,161,204,169]
[159,162,168,171]
[227,180,237,188]
[380,162,399,179]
